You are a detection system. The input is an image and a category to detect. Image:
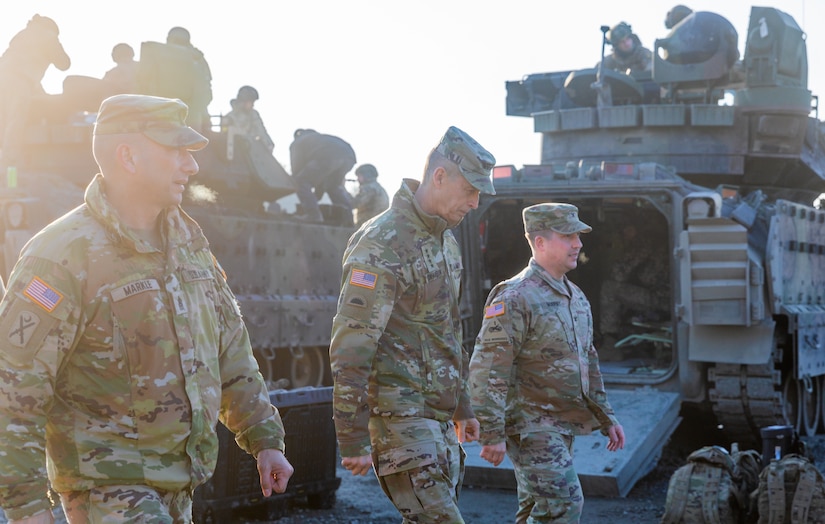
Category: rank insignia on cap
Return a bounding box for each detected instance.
[24,277,63,312]
[350,269,377,289]
[485,302,505,318]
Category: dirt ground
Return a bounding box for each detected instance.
[252,409,825,524]
[4,411,822,524]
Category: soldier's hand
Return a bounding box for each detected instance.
[607,424,626,452]
[341,454,373,476]
[257,448,294,496]
[480,442,507,467]
[454,418,479,443]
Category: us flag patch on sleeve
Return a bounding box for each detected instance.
[350,268,378,289]
[484,302,505,318]
[24,276,63,312]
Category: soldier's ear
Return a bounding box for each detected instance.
[432,166,448,187]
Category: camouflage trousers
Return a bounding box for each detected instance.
[59,485,192,523]
[507,431,583,524]
[370,416,466,524]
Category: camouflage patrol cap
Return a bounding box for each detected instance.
[435,126,496,195]
[522,203,592,234]
[94,94,208,151]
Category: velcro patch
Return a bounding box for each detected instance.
[484,302,505,318]
[7,310,40,348]
[23,277,63,312]
[111,279,161,302]
[346,293,368,308]
[350,269,377,289]
[480,318,510,344]
[0,306,53,367]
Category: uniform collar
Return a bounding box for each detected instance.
[84,173,208,253]
[394,178,450,236]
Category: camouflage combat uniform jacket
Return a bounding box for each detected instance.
[469,259,619,446]
[330,178,474,458]
[222,107,275,153]
[0,174,284,520]
[352,179,389,227]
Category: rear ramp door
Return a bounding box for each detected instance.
[462,387,681,497]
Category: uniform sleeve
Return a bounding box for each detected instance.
[49,37,70,71]
[329,236,400,458]
[587,340,620,434]
[213,260,285,456]
[0,258,81,520]
[468,287,525,446]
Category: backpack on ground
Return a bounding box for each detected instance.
[754,453,825,524]
[661,445,746,524]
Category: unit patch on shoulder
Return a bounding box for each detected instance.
[7,310,41,348]
[23,277,63,312]
[346,293,368,308]
[350,269,378,289]
[480,318,510,344]
[484,302,505,318]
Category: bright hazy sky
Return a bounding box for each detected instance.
[2,1,823,197]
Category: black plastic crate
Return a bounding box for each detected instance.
[193,386,341,523]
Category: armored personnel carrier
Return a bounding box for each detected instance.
[459,5,824,478]
[0,42,351,392]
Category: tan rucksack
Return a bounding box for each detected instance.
[754,454,825,524]
[661,445,746,524]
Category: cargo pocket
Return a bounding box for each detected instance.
[375,441,438,514]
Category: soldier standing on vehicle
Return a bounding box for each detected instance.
[222,85,275,156]
[102,42,139,94]
[330,126,496,523]
[351,163,389,227]
[289,128,356,224]
[0,14,71,173]
[600,21,653,75]
[469,203,625,523]
[0,94,293,523]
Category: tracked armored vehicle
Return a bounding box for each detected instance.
[0,42,351,392]
[459,6,825,496]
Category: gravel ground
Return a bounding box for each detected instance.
[3,410,824,524]
[239,407,825,524]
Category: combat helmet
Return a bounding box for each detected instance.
[236,85,259,102]
[608,22,633,47]
[355,164,378,180]
[665,5,693,29]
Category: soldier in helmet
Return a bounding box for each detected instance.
[665,5,694,29]
[351,163,389,227]
[600,21,653,76]
[222,85,275,154]
[0,14,71,173]
[102,43,139,94]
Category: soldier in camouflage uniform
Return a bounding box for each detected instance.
[469,203,626,524]
[329,126,495,523]
[221,85,275,154]
[600,22,653,76]
[0,95,293,523]
[351,163,389,227]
